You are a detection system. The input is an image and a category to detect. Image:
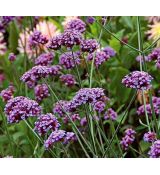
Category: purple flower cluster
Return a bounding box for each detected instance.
[93,101,106,112]
[47,34,62,50]
[148,140,160,158]
[21,65,62,88]
[122,71,153,90]
[34,113,60,135]
[53,100,70,117]
[68,88,107,111]
[34,84,50,102]
[8,53,16,62]
[80,117,87,126]
[156,56,160,69]
[103,46,116,57]
[80,39,98,53]
[104,108,117,121]
[120,128,136,150]
[0,85,15,102]
[0,16,14,32]
[60,74,76,87]
[59,51,81,69]
[65,19,86,33]
[63,132,76,144]
[35,52,54,66]
[29,30,48,47]
[87,51,110,68]
[135,55,150,62]
[143,132,156,143]
[148,48,160,61]
[86,16,95,24]
[137,96,160,116]
[4,96,42,123]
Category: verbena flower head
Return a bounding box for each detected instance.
[148,140,160,158]
[44,130,66,149]
[148,48,160,61]
[61,29,82,48]
[136,55,150,62]
[35,52,54,66]
[65,19,86,33]
[4,96,42,123]
[80,39,98,53]
[86,16,95,24]
[120,128,136,150]
[8,53,16,62]
[21,65,61,88]
[103,46,116,57]
[122,71,153,90]
[80,117,87,126]
[34,84,50,102]
[47,34,62,50]
[34,113,60,135]
[53,100,70,117]
[60,74,76,87]
[29,30,48,47]
[0,85,15,102]
[59,51,81,69]
[143,132,156,143]
[137,96,160,116]
[104,108,117,121]
[156,56,160,69]
[71,113,80,122]
[87,51,110,68]
[93,101,106,112]
[63,132,76,144]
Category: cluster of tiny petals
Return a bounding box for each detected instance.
[143,132,157,143]
[122,71,153,90]
[156,56,160,69]
[104,108,117,121]
[8,53,16,62]
[120,128,136,150]
[34,113,60,135]
[59,51,81,69]
[68,88,107,111]
[136,55,150,62]
[137,96,160,116]
[29,30,48,47]
[80,117,87,126]
[61,29,82,48]
[87,51,110,68]
[86,16,95,24]
[60,74,76,87]
[65,19,86,33]
[93,101,106,112]
[103,46,116,57]
[148,140,160,158]
[0,85,15,102]
[148,48,160,61]
[21,65,62,88]
[44,130,66,149]
[80,39,99,53]
[4,96,42,123]
[47,34,62,50]
[63,132,76,144]
[34,84,50,102]
[53,100,70,117]
[35,52,54,66]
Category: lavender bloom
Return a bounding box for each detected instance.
[35,52,54,66]
[47,34,62,50]
[4,96,42,123]
[65,19,86,33]
[68,88,107,111]
[87,51,110,68]
[29,30,48,47]
[63,132,76,144]
[148,140,160,158]
[8,53,16,62]
[44,130,66,149]
[59,51,81,69]
[148,48,160,61]
[34,84,50,102]
[0,85,15,102]
[103,46,116,57]
[136,55,150,62]
[104,108,117,121]
[80,39,98,53]
[122,71,153,90]
[61,29,82,48]
[93,101,105,112]
[143,132,156,143]
[80,117,87,126]
[21,65,61,88]
[60,74,76,87]
[137,96,160,116]
[86,16,95,24]
[120,128,136,150]
[34,113,60,135]
[53,100,70,117]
